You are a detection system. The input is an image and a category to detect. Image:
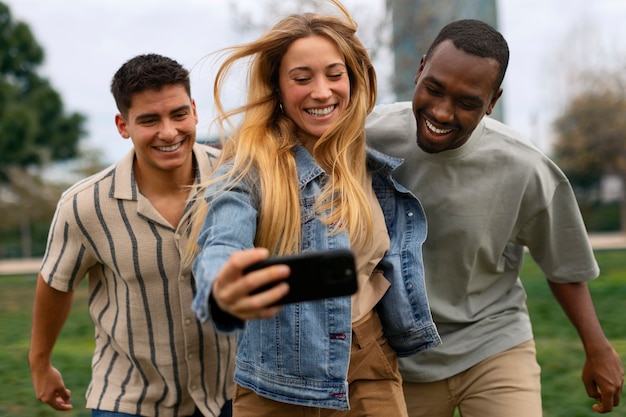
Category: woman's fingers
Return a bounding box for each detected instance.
[212,248,291,319]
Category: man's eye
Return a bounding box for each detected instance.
[425,86,442,96]
[458,101,480,110]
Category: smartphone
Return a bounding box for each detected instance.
[244,249,358,305]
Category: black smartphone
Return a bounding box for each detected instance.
[244,249,358,305]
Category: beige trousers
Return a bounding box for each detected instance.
[403,340,542,417]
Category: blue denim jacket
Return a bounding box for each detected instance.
[192,145,440,410]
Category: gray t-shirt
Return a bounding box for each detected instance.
[366,102,599,382]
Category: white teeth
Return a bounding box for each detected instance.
[425,119,452,134]
[307,106,334,117]
[156,142,182,152]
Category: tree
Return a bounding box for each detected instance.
[0,167,65,258]
[0,2,87,258]
[552,71,626,232]
[0,2,86,181]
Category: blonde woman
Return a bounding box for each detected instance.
[190,1,440,415]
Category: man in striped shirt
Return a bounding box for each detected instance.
[28,54,235,417]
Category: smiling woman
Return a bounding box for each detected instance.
[278,36,351,150]
[185,0,440,415]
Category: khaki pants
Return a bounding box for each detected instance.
[403,340,542,417]
[233,310,408,417]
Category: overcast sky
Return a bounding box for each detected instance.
[6,0,626,164]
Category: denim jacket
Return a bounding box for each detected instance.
[192,145,440,410]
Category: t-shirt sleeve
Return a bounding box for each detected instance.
[520,181,599,283]
[40,197,96,292]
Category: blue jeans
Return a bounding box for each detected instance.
[92,400,232,417]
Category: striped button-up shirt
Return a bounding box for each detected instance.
[40,144,235,417]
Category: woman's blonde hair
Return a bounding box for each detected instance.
[189,0,377,259]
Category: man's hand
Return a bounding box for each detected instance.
[30,364,72,410]
[582,345,624,413]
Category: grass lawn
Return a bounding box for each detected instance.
[1,250,625,416]
[0,272,93,417]
[524,249,626,417]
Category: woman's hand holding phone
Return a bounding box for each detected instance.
[211,248,290,321]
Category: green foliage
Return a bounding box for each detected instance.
[579,201,621,232]
[552,71,626,232]
[553,86,626,186]
[0,2,86,180]
[0,1,90,259]
[0,168,65,258]
[0,2,43,76]
[1,250,625,416]
[0,212,53,258]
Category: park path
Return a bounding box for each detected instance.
[1,232,625,276]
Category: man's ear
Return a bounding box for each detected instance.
[486,88,503,116]
[414,55,427,85]
[191,99,199,124]
[115,114,130,138]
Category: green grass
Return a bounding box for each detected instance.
[0,273,93,417]
[523,249,626,417]
[1,250,625,416]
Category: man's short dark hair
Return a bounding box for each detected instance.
[111,54,191,117]
[426,19,509,91]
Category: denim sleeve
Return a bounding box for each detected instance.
[191,175,259,331]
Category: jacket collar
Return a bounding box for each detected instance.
[293,144,403,188]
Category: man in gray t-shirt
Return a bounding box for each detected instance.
[366,19,623,417]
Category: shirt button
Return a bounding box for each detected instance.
[407,212,413,217]
[185,318,192,325]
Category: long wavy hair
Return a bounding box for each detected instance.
[189,0,377,258]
